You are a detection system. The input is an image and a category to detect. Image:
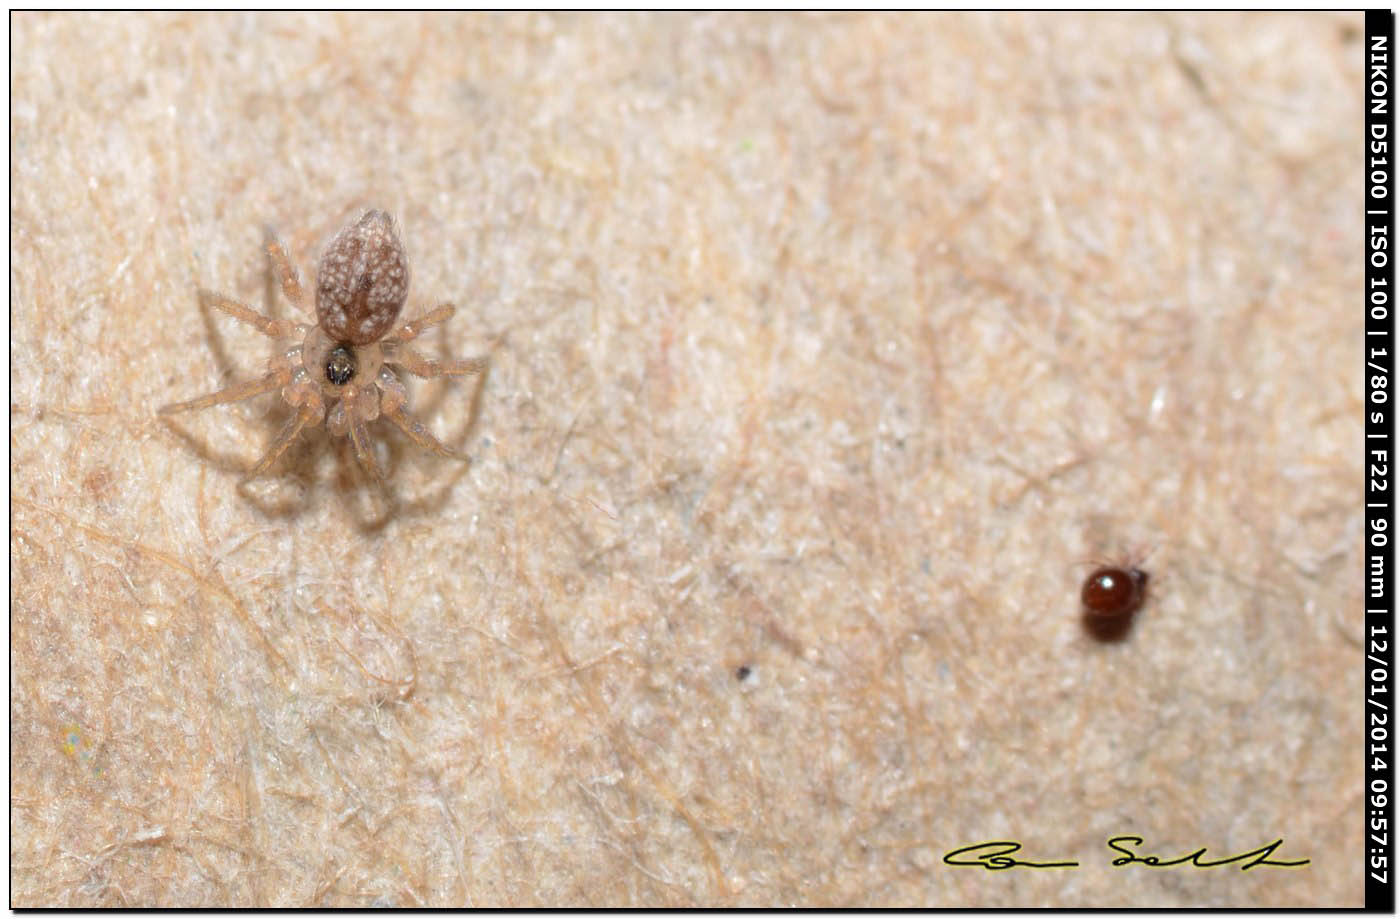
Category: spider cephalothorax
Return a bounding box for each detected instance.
[161,210,485,480]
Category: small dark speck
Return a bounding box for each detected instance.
[479,436,492,448]
[735,665,752,682]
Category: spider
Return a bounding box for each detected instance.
[161,210,484,480]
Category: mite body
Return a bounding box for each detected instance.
[1080,566,1149,617]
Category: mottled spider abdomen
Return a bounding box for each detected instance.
[315,209,410,345]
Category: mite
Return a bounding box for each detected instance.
[1080,565,1149,618]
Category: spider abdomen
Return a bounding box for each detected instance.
[315,209,410,346]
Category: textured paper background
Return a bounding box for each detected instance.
[11,12,1363,906]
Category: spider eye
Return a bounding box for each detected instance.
[325,345,357,386]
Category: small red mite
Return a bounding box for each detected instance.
[1080,566,1148,617]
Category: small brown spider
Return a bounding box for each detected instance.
[161,210,484,480]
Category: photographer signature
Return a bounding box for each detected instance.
[943,836,1309,871]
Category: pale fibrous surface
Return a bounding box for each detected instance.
[11,13,1362,908]
[156,210,484,481]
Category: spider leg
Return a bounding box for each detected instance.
[392,303,456,342]
[245,403,320,479]
[200,289,302,338]
[382,405,469,460]
[159,369,291,415]
[389,343,486,379]
[348,417,386,480]
[265,240,310,312]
